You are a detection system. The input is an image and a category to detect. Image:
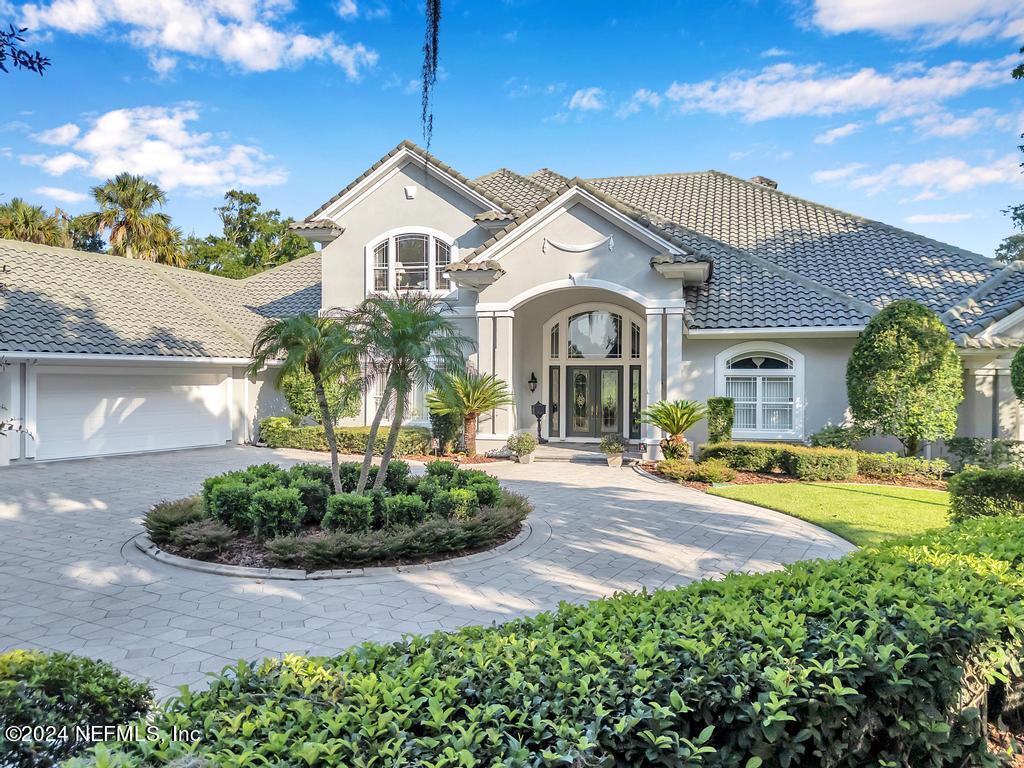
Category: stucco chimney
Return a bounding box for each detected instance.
[749,175,778,189]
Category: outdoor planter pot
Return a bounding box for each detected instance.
[606,452,624,468]
[518,451,535,464]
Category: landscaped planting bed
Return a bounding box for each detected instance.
[70,516,1024,767]
[144,460,530,570]
[258,416,432,456]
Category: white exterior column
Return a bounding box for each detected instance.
[644,308,664,458]
[665,309,685,401]
[0,362,21,465]
[493,312,515,437]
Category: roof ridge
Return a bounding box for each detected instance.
[305,140,515,222]
[477,167,557,198]
[942,260,1024,331]
[587,170,706,182]
[149,265,254,352]
[704,170,997,269]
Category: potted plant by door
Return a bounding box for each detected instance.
[506,433,538,464]
[600,435,628,468]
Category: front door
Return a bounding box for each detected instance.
[566,366,622,438]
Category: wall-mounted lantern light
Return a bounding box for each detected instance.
[528,372,538,393]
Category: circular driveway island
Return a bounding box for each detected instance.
[0,446,853,697]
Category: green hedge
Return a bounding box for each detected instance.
[705,397,734,445]
[258,416,432,455]
[73,516,1024,767]
[699,441,786,472]
[857,451,949,481]
[779,445,858,481]
[658,457,737,484]
[948,468,1024,524]
[1,650,152,767]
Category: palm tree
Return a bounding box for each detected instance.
[78,173,180,264]
[642,399,707,460]
[249,314,356,493]
[0,198,69,247]
[426,371,513,458]
[343,295,467,492]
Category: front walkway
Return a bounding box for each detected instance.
[0,446,852,697]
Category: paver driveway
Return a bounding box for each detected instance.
[0,446,853,697]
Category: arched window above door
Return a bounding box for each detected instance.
[366,228,455,295]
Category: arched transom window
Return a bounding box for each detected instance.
[370,231,453,294]
[715,342,805,439]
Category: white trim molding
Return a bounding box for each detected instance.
[0,352,249,365]
[714,341,806,441]
[689,326,864,339]
[477,277,685,313]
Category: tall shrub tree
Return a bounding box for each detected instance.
[344,295,466,492]
[846,299,963,456]
[79,174,182,265]
[426,371,513,458]
[249,315,356,494]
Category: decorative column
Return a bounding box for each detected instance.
[644,308,664,459]
[475,313,495,437]
[664,309,685,401]
[492,312,515,437]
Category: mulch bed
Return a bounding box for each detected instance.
[402,454,504,465]
[641,463,947,492]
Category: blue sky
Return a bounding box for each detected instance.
[3,0,1023,257]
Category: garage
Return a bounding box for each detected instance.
[33,368,233,461]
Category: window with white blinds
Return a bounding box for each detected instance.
[720,349,800,436]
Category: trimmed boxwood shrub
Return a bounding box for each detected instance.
[706,396,734,445]
[206,480,254,530]
[699,441,786,472]
[258,417,431,455]
[248,486,306,539]
[779,445,858,481]
[323,492,374,533]
[425,458,459,480]
[948,468,1024,523]
[1,649,151,767]
[431,487,480,520]
[169,518,234,558]
[144,496,204,544]
[79,516,1024,768]
[856,451,949,481]
[287,476,331,523]
[658,458,737,484]
[382,493,429,527]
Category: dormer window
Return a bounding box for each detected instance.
[367,230,455,294]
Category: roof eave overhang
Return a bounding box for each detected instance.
[445,268,504,290]
[652,260,710,285]
[290,223,344,244]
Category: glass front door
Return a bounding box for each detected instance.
[566,366,622,438]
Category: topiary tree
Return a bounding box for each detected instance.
[1011,346,1024,402]
[706,397,734,444]
[846,299,963,456]
[280,366,359,425]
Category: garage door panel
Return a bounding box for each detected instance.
[35,372,232,460]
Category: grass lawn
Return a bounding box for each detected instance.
[707,482,950,547]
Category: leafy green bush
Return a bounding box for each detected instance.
[143,496,204,543]
[81,516,1024,768]
[946,437,1024,470]
[1013,345,1024,403]
[429,409,461,455]
[287,476,331,523]
[258,417,432,455]
[267,497,529,569]
[248,486,306,539]
[506,432,537,457]
[699,441,785,472]
[599,434,627,454]
[705,397,734,445]
[658,458,737,484]
[323,492,374,533]
[431,487,480,520]
[856,451,949,481]
[169,519,235,558]
[279,365,359,425]
[366,459,411,494]
[1,649,151,767]
[382,493,429,528]
[425,459,459,479]
[948,468,1024,523]
[809,423,869,449]
[206,480,254,530]
[779,445,858,481]
[286,462,334,488]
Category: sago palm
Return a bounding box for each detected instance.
[426,371,513,458]
[642,399,707,460]
[0,198,69,247]
[343,295,467,492]
[79,173,179,263]
[249,314,356,493]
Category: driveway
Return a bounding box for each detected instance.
[0,446,853,697]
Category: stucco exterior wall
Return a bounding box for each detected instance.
[248,366,291,440]
[319,161,491,311]
[476,202,683,306]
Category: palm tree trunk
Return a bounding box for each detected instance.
[356,373,394,494]
[372,383,407,491]
[464,411,478,457]
[312,368,343,494]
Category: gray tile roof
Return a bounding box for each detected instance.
[473,168,554,215]
[943,262,1024,337]
[0,238,321,358]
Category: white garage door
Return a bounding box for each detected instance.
[35,370,232,461]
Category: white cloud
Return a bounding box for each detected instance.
[148,52,178,77]
[24,105,287,194]
[664,56,1013,123]
[19,0,379,77]
[848,155,1023,197]
[905,212,972,224]
[503,29,518,43]
[34,186,87,203]
[616,88,662,118]
[21,151,89,175]
[32,123,80,145]
[761,47,791,57]
[812,163,866,183]
[811,0,1024,44]
[337,0,358,19]
[814,122,860,144]
[569,87,606,112]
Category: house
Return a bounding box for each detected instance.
[2,139,1023,466]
